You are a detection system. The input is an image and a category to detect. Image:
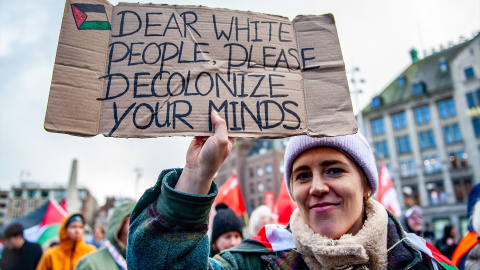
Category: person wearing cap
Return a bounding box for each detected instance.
[37,213,96,270]
[76,201,136,270]
[127,112,453,269]
[401,205,424,234]
[210,203,243,256]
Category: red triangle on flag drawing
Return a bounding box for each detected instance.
[213,174,246,216]
[377,161,402,217]
[71,5,87,28]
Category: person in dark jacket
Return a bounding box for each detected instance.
[436,225,459,259]
[0,223,43,270]
[127,112,456,269]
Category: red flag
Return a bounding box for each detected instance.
[377,161,402,217]
[273,180,297,225]
[213,174,246,216]
[264,192,275,210]
[60,199,67,212]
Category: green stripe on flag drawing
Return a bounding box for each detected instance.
[79,21,111,30]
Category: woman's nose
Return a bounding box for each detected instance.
[309,175,329,196]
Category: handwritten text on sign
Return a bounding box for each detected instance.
[98,5,319,137]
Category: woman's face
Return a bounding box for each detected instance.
[214,231,242,252]
[291,147,371,239]
[406,211,423,234]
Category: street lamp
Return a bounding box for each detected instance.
[348,67,366,134]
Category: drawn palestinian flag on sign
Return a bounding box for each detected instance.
[71,3,111,30]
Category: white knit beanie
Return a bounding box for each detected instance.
[284,133,378,201]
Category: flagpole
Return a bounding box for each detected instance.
[243,212,249,231]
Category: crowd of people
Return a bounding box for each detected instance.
[0,201,135,270]
[0,112,479,269]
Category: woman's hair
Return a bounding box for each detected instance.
[284,133,378,201]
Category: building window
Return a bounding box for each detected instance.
[397,76,406,87]
[250,183,255,194]
[250,199,255,210]
[433,218,451,240]
[426,182,448,205]
[374,140,389,158]
[78,190,86,200]
[266,163,272,174]
[12,200,21,208]
[257,182,264,193]
[396,135,411,154]
[412,82,426,95]
[53,190,65,199]
[438,59,449,72]
[473,119,480,137]
[371,118,385,135]
[266,179,272,190]
[392,112,407,130]
[424,155,441,174]
[438,98,456,118]
[466,91,480,108]
[402,185,420,207]
[26,200,34,208]
[414,105,430,125]
[11,210,20,219]
[249,167,254,178]
[400,160,416,177]
[419,130,435,149]
[449,150,468,168]
[257,166,264,177]
[453,178,472,202]
[13,190,22,197]
[27,190,36,198]
[371,96,382,108]
[464,66,475,80]
[444,124,462,143]
[40,190,49,197]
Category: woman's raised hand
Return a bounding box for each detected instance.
[175,111,236,195]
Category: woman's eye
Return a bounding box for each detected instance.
[326,168,345,176]
[295,172,312,181]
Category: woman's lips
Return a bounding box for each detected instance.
[309,202,339,213]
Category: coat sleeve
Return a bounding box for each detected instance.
[127,168,245,270]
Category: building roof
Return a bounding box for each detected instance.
[362,35,478,114]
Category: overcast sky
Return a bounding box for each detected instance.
[0,0,479,205]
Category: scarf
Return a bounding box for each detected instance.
[106,240,128,270]
[290,199,388,270]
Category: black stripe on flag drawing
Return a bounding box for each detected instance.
[71,3,111,30]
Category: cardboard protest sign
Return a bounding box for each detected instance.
[44,0,357,138]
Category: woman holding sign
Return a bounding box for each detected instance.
[127,112,454,269]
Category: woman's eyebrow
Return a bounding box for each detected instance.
[292,165,310,175]
[320,160,346,167]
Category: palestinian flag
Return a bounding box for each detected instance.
[406,233,458,270]
[71,3,111,30]
[0,198,67,246]
[229,224,296,253]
